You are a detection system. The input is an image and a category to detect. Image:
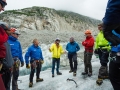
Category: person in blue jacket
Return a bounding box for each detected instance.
[25,39,44,87]
[8,28,24,90]
[66,37,80,76]
[103,0,120,90]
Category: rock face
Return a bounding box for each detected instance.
[0,6,101,49]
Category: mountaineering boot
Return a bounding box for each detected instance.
[57,72,62,75]
[73,71,76,76]
[52,74,54,77]
[96,78,103,85]
[36,78,43,82]
[81,72,88,75]
[69,70,73,73]
[81,72,88,78]
[88,72,92,77]
[29,82,33,87]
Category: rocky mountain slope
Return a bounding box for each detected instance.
[0,6,101,49]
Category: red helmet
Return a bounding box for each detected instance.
[10,28,21,35]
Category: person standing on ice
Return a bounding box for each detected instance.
[66,37,80,76]
[94,24,111,85]
[8,28,24,90]
[82,30,94,77]
[25,39,44,87]
[49,38,65,77]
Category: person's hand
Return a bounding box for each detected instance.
[26,64,30,69]
[49,48,51,52]
[40,60,44,64]
[21,62,24,67]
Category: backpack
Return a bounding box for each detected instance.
[0,27,8,58]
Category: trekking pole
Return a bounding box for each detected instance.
[67,78,78,88]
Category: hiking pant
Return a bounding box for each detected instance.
[52,58,60,74]
[98,48,109,78]
[30,62,41,83]
[109,61,120,90]
[1,69,12,90]
[84,51,93,73]
[98,48,109,66]
[12,65,19,90]
[68,53,77,72]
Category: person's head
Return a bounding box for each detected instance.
[70,37,74,43]
[33,39,39,46]
[10,28,20,39]
[0,0,7,12]
[55,38,60,45]
[98,23,103,31]
[84,29,92,37]
[0,22,11,35]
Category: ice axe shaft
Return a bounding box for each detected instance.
[67,78,78,88]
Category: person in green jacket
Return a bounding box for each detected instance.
[94,23,111,85]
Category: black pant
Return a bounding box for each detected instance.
[12,64,19,90]
[29,62,41,82]
[84,51,93,73]
[109,61,120,90]
[1,69,12,90]
[98,48,109,66]
[68,53,77,72]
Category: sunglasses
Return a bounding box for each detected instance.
[0,1,7,8]
[13,33,20,36]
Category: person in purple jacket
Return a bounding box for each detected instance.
[103,0,120,90]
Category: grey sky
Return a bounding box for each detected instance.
[5,0,108,20]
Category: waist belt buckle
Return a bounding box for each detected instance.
[117,52,120,56]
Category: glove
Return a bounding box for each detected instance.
[21,62,24,67]
[40,60,44,64]
[94,49,99,54]
[26,64,30,69]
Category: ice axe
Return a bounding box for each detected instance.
[67,78,78,88]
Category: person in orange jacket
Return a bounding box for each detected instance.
[82,30,94,77]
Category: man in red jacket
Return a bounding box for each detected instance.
[82,30,94,76]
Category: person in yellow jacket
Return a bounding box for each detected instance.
[49,38,65,77]
[95,23,111,85]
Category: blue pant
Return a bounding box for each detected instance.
[52,58,60,74]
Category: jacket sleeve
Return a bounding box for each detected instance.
[0,27,8,44]
[60,46,64,54]
[85,38,94,47]
[19,42,24,63]
[49,44,54,52]
[82,40,87,46]
[25,47,31,64]
[76,43,80,51]
[40,48,44,60]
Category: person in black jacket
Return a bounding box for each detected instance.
[103,0,120,90]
